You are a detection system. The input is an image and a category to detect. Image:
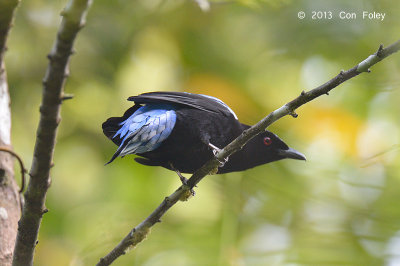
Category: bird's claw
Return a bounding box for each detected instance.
[209,143,229,167]
[217,157,229,167]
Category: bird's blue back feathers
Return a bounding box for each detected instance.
[106,104,176,163]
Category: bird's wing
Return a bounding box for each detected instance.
[102,105,141,145]
[105,106,177,164]
[128,91,238,120]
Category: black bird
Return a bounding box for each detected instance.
[102,91,306,175]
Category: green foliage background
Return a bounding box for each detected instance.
[6,0,400,265]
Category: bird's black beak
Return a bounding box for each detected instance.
[278,147,306,161]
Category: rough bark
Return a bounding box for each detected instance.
[0,0,22,265]
[0,63,21,266]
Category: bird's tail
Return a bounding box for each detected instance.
[102,105,141,146]
[102,105,142,164]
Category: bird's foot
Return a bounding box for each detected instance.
[208,143,229,167]
[179,187,195,201]
[169,163,196,197]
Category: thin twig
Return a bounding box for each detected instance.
[0,146,27,193]
[12,1,93,266]
[97,39,400,266]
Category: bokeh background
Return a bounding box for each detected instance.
[6,0,400,265]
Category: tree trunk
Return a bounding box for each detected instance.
[0,1,22,263]
[0,62,21,266]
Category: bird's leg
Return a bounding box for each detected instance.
[200,135,229,168]
[208,143,229,167]
[169,162,195,196]
[169,162,187,185]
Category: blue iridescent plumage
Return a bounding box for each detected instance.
[107,104,176,163]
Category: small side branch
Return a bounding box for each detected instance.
[0,146,27,192]
[97,39,400,266]
[12,1,93,266]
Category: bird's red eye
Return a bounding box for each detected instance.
[263,137,272,146]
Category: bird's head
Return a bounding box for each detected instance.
[252,130,306,163]
[221,129,306,173]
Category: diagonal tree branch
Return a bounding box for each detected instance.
[12,1,93,265]
[97,39,400,266]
